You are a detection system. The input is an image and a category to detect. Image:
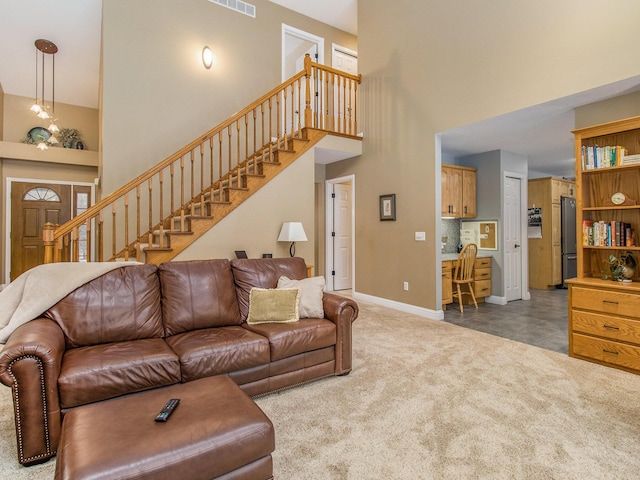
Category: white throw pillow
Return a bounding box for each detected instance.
[277,275,325,318]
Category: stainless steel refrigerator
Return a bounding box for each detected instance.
[561,197,577,287]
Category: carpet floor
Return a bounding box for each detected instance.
[2,298,640,479]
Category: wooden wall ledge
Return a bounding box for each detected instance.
[0,140,98,167]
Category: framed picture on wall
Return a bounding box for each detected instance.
[379,194,396,221]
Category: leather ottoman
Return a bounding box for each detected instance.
[54,375,275,480]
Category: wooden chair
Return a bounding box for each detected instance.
[452,243,478,312]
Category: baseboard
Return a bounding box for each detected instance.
[352,291,444,320]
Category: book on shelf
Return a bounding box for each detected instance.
[622,153,640,165]
[581,145,627,170]
[582,220,635,247]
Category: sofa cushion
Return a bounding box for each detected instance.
[46,264,163,348]
[277,276,325,318]
[247,287,300,324]
[243,318,336,362]
[58,338,181,409]
[231,257,308,322]
[159,259,242,336]
[165,326,270,382]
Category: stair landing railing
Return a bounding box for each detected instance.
[43,55,361,264]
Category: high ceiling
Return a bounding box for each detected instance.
[1,1,639,177]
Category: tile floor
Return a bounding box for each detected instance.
[442,287,569,354]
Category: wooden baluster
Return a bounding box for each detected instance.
[55,235,63,263]
[199,144,204,208]
[228,126,232,182]
[85,218,92,262]
[98,212,104,262]
[43,222,55,264]
[261,103,266,150]
[218,133,223,200]
[148,178,153,247]
[282,86,288,141]
[72,227,78,262]
[244,115,249,177]
[268,97,273,144]
[342,75,347,134]
[190,150,195,216]
[124,192,129,261]
[169,164,175,231]
[296,78,302,135]
[354,80,359,135]
[304,53,312,130]
[62,234,70,262]
[209,137,214,197]
[252,110,257,170]
[276,93,281,145]
[136,185,141,242]
[112,203,117,259]
[159,171,164,247]
[289,83,295,139]
[180,156,185,230]
[236,119,241,182]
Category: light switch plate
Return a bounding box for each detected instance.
[415,231,426,241]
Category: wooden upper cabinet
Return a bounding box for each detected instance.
[441,165,476,218]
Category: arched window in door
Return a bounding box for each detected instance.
[23,187,61,202]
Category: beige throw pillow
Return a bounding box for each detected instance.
[246,287,300,324]
[277,276,325,318]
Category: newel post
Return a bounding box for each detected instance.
[304,53,312,128]
[43,222,57,264]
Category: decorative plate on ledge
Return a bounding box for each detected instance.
[27,127,51,143]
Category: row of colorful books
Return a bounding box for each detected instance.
[582,220,635,247]
[581,145,627,170]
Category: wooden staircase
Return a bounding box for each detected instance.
[43,55,361,266]
[141,130,325,264]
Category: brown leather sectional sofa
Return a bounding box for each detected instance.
[0,257,359,465]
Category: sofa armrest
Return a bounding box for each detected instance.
[322,293,358,375]
[0,318,65,465]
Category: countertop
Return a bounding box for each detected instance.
[442,252,493,262]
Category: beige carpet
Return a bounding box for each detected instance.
[2,299,640,479]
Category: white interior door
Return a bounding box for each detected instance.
[326,176,355,291]
[333,182,352,290]
[504,175,523,301]
[332,44,358,74]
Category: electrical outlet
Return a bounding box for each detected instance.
[415,232,426,241]
[403,281,409,291]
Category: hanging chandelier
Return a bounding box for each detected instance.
[30,39,60,149]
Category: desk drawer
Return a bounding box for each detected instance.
[475,257,491,268]
[572,310,640,343]
[474,267,491,281]
[572,333,640,372]
[474,279,491,298]
[572,286,640,318]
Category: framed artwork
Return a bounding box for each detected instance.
[379,194,396,221]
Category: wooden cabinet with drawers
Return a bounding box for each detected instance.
[568,278,640,374]
[569,116,640,375]
[442,256,491,309]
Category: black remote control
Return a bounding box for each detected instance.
[155,398,180,422]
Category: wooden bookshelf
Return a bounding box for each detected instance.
[568,116,640,376]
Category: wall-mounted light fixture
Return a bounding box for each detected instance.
[202,46,213,69]
[278,222,308,257]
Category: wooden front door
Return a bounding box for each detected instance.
[10,182,72,281]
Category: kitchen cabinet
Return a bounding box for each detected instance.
[528,177,575,289]
[441,165,476,218]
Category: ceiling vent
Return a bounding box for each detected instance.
[208,0,256,18]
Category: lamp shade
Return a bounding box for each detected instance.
[278,222,307,242]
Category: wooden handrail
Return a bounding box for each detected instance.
[44,56,361,264]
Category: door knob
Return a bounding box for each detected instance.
[515,244,520,248]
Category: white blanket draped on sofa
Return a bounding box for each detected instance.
[0,262,141,344]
